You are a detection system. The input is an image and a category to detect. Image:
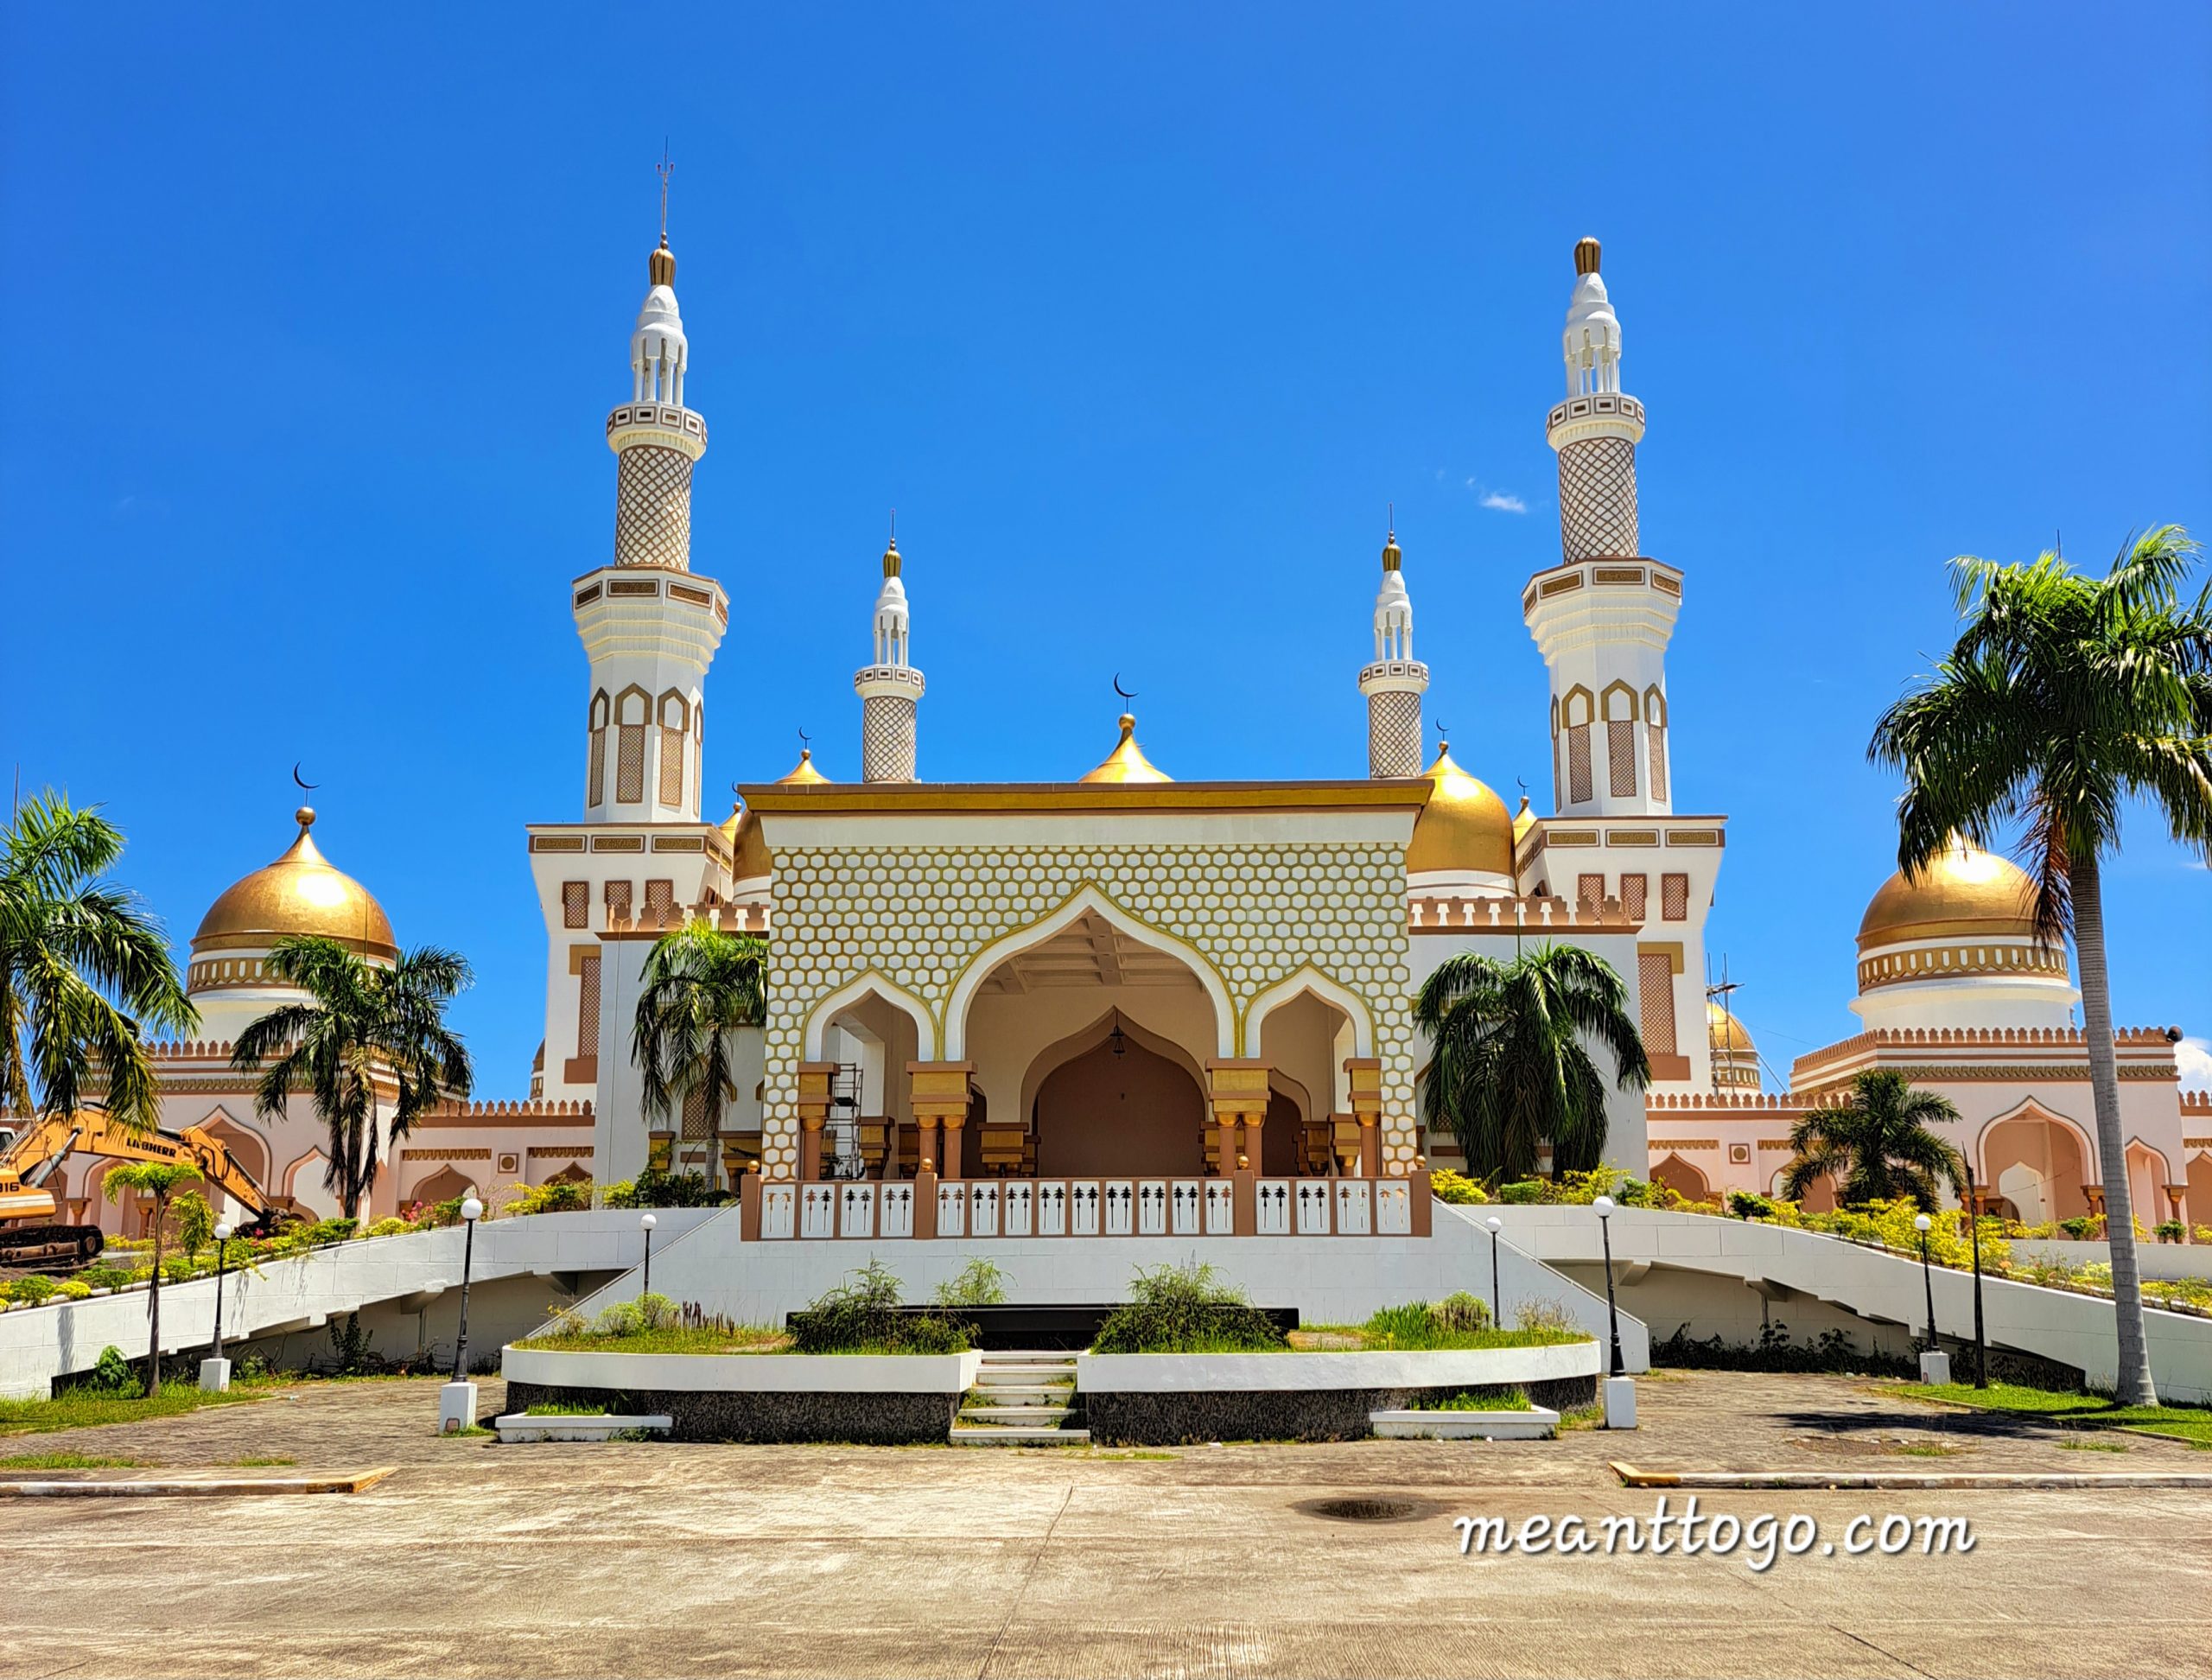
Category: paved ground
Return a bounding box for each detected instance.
[0,1371,2205,1678]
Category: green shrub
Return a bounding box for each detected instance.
[1090,1262,1288,1354]
[1497,1180,1544,1205]
[588,1292,680,1339]
[327,1312,376,1375]
[2059,1216,2099,1239]
[365,1217,416,1238]
[2154,1221,2184,1244]
[55,1279,91,1301]
[87,1346,137,1395]
[296,1217,361,1247]
[77,1266,135,1291]
[786,1261,974,1353]
[523,1400,613,1416]
[1413,1386,1533,1412]
[171,1190,216,1259]
[932,1258,1009,1308]
[5,1276,58,1306]
[505,1178,594,1217]
[1728,1191,1780,1220]
[1514,1299,1576,1337]
[1427,1168,1487,1206]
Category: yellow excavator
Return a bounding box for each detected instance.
[0,1109,297,1270]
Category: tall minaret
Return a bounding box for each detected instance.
[572,200,728,822]
[1522,237,1680,818]
[854,529,925,781]
[1357,524,1427,777]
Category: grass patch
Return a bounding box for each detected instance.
[441,1425,494,1438]
[0,1385,261,1437]
[1409,1386,1534,1412]
[2059,1437,2131,1453]
[1899,1382,2212,1448]
[1079,1448,1179,1460]
[1556,1403,1605,1433]
[0,1451,143,1469]
[522,1401,612,1416]
[513,1325,789,1355]
[231,1455,296,1467]
[1890,1442,1965,1458]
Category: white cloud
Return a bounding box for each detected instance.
[2177,1035,2212,1090]
[1480,491,1528,513]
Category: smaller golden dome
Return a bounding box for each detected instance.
[1381,530,1402,573]
[1706,999,1756,1053]
[1407,747,1515,878]
[648,238,676,288]
[881,537,901,579]
[777,748,830,786]
[191,807,397,963]
[1079,714,1172,785]
[1574,236,1602,276]
[1511,792,1536,844]
[721,801,772,881]
[1858,840,2037,949]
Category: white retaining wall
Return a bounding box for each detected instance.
[0,1208,716,1400]
[1484,1204,2212,1403]
[2012,1239,2212,1282]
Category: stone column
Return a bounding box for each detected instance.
[1344,1057,1382,1176]
[1207,1060,1270,1234]
[908,1062,975,1181]
[797,1062,836,1181]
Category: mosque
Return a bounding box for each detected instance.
[58,225,2207,1244]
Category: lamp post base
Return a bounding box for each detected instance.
[197,1358,231,1394]
[1602,1375,1637,1430]
[1918,1350,1952,1385]
[438,1380,480,1435]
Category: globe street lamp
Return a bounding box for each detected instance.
[640,1212,658,1299]
[1914,1212,1936,1348]
[450,1196,486,1382]
[1592,1195,1625,1378]
[1485,1215,1504,1327]
[1960,1162,1989,1389]
[200,1219,236,1393]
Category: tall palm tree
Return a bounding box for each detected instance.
[1781,1071,1965,1209]
[1870,525,2211,1406]
[231,935,474,1221]
[102,1159,203,1396]
[1414,944,1649,1180]
[1,793,196,1131]
[632,924,767,1191]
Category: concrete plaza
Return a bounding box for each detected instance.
[0,1371,2204,1679]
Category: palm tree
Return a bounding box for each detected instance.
[1414,944,1650,1180]
[1781,1071,1965,1209]
[2,793,196,1131]
[102,1160,203,1396]
[632,924,767,1191]
[1870,525,2210,1406]
[231,935,474,1221]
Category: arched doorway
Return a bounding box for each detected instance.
[404,1163,476,1211]
[1980,1104,2092,1225]
[196,1110,271,1225]
[1029,1019,1205,1178]
[2126,1142,2173,1232]
[1651,1152,1712,1203]
[284,1150,345,1221]
[1251,971,1368,1178]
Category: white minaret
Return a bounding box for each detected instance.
[1522,237,1680,819]
[1357,525,1427,777]
[572,218,728,823]
[854,531,924,782]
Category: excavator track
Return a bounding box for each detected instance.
[0,1224,105,1270]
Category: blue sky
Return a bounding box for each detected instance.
[5,4,2209,1095]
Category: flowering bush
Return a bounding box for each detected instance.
[1427,1168,1488,1206]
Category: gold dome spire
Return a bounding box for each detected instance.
[1574,236,1602,276]
[1511,792,1536,844]
[1406,745,1515,877]
[777,748,830,786]
[190,806,397,964]
[1857,839,2037,950]
[648,237,677,288]
[881,535,902,579]
[1079,713,1172,784]
[720,799,772,880]
[1381,528,1402,573]
[1706,998,1756,1053]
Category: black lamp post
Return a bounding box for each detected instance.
[640,1211,658,1298]
[450,1195,485,1382]
[1592,1194,1625,1378]
[211,1219,233,1363]
[1961,1161,1988,1389]
[1485,1215,1504,1327]
[1913,1211,1936,1356]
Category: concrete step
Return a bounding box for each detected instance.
[975,1363,1077,1379]
[968,1383,1072,1403]
[959,1404,1074,1423]
[950,1424,1091,1447]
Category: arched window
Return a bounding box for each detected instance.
[587,690,611,807]
[657,690,690,809]
[615,687,650,805]
[1644,686,1669,803]
[1602,683,1638,799]
[1562,687,1595,805]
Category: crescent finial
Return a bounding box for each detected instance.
[1112,673,1135,703]
[291,762,320,792]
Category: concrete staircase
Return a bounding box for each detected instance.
[950,1350,1089,1446]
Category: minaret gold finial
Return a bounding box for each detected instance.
[649,147,677,285]
[1573,236,1601,276]
[1381,507,1402,573]
[883,510,901,578]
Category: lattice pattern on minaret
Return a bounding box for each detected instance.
[613,444,695,570]
[1557,436,1639,561]
[1366,691,1421,778]
[862,694,918,782]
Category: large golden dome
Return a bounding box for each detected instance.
[1079,714,1172,785]
[776,748,830,786]
[191,808,397,960]
[1857,840,2037,950]
[1706,998,1756,1053]
[1406,747,1515,878]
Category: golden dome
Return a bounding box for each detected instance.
[721,801,772,881]
[1406,747,1515,878]
[1511,792,1536,844]
[1706,999,1756,1053]
[1079,714,1172,785]
[881,537,901,579]
[191,808,397,961]
[648,238,676,288]
[1857,840,2037,950]
[777,748,830,786]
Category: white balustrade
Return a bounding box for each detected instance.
[1169,1180,1202,1236]
[1039,1181,1068,1236]
[1137,1180,1167,1236]
[837,1183,877,1239]
[760,1183,796,1240]
[1003,1182,1033,1237]
[971,1181,1000,1238]
[1071,1181,1101,1235]
[1255,1179,1292,1235]
[880,1182,914,1238]
[936,1181,966,1238]
[799,1184,837,1239]
[1334,1179,1372,1236]
[1205,1180,1234,1234]
[1295,1180,1332,1235]
[1376,1179,1411,1235]
[1104,1181,1134,1236]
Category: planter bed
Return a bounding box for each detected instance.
[499,1346,984,1444]
[493,1412,672,1443]
[794,1303,1300,1352]
[1076,1344,1599,1445]
[1370,1406,1560,1441]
